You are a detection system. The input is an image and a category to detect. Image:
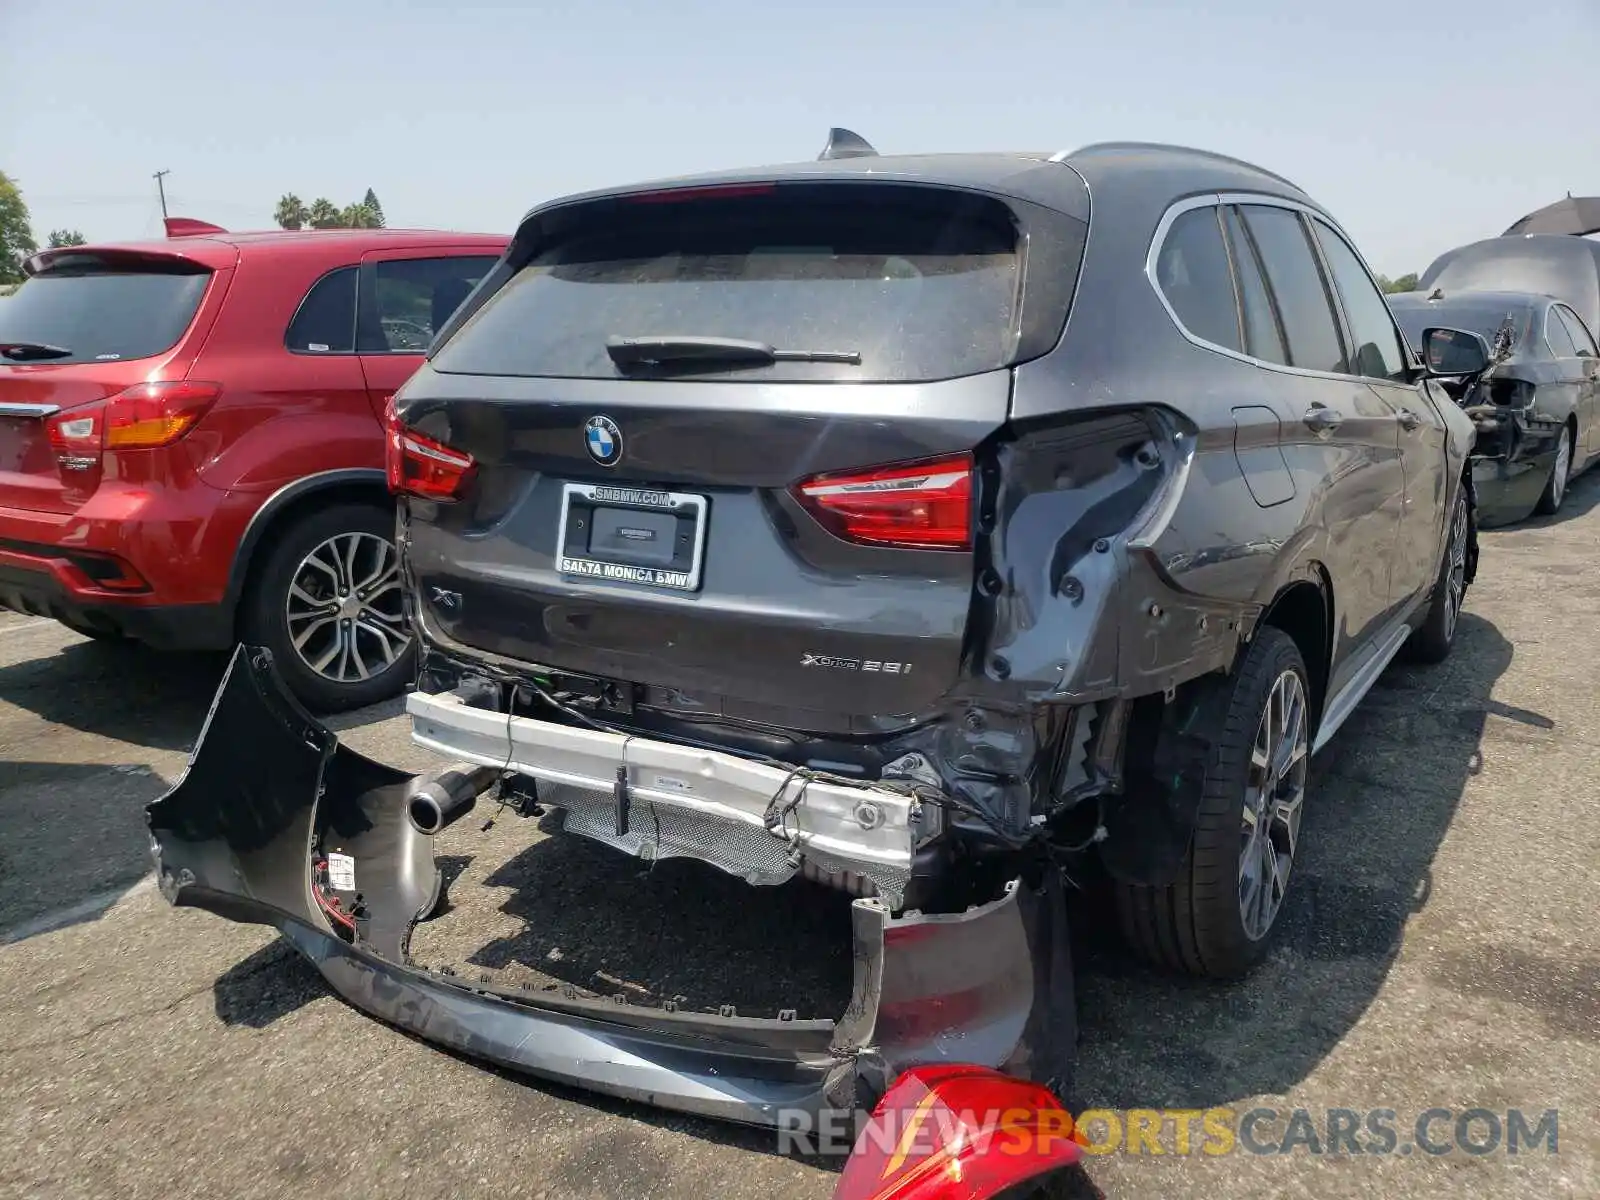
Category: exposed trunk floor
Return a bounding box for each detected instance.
[409,812,859,1019]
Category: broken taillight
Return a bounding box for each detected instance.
[794,453,973,550]
[45,380,221,471]
[832,1065,1080,1200]
[384,396,476,501]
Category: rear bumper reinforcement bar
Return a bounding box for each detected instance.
[146,646,1076,1126]
[407,688,921,902]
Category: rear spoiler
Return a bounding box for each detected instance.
[165,217,228,238]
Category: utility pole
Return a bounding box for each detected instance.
[153,170,171,220]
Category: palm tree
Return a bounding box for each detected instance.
[273,193,308,230]
[339,202,379,229]
[307,198,342,229]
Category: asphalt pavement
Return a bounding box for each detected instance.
[1,474,1597,1200]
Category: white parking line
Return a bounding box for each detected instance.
[0,875,156,945]
[0,618,57,636]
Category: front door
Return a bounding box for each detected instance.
[1308,216,1445,611]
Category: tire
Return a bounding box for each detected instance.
[1114,627,1310,979]
[1406,483,1471,665]
[239,503,415,714]
[1534,424,1573,516]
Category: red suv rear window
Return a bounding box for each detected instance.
[0,254,211,365]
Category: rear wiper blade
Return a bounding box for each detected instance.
[0,342,73,361]
[605,334,860,369]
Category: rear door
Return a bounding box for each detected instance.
[355,249,501,420]
[1553,303,1600,464]
[0,250,226,514]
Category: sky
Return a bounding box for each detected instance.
[3,0,1597,278]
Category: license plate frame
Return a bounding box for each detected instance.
[555,482,709,593]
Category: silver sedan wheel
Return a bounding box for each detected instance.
[1443,493,1470,643]
[1239,668,1309,941]
[284,531,411,684]
[1550,428,1572,510]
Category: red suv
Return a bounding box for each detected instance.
[0,221,508,711]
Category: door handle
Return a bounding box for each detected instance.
[1395,409,1421,431]
[1303,405,1343,433]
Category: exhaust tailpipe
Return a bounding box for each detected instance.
[408,765,500,835]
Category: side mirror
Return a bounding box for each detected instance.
[1421,326,1492,377]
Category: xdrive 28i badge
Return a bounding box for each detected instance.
[584,415,623,467]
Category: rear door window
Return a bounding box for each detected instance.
[1222,207,1288,364]
[431,188,1027,383]
[1545,305,1578,358]
[362,256,498,353]
[1240,205,1348,375]
[1155,206,1243,352]
[0,256,210,364]
[1556,304,1597,356]
[286,267,357,353]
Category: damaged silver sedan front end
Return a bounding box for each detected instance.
[147,646,1075,1125]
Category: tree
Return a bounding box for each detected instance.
[274,193,309,231]
[1377,272,1419,295]
[339,202,380,229]
[307,197,342,229]
[275,189,383,231]
[0,171,39,285]
[47,229,87,248]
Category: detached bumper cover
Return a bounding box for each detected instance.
[147,646,1074,1126]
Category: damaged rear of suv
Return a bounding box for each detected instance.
[149,133,1480,1124]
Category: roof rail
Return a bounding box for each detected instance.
[1049,141,1302,192]
[164,217,228,238]
[818,127,878,161]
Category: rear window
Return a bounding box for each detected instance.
[431,188,1025,383]
[0,256,210,364]
[1389,298,1532,351]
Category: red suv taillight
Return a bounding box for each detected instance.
[793,453,974,550]
[384,397,476,501]
[832,1065,1080,1200]
[45,381,221,470]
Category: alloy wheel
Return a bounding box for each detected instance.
[1443,493,1470,643]
[283,531,411,684]
[1239,668,1309,941]
[1551,429,1572,509]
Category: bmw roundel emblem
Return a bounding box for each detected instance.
[584,415,622,467]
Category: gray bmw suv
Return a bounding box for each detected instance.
[150,134,1482,1123]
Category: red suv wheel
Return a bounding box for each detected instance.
[240,503,415,713]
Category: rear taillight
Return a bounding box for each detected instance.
[384,396,476,501]
[104,381,221,448]
[45,381,220,471]
[832,1065,1080,1200]
[794,453,973,550]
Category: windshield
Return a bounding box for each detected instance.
[431,187,1026,383]
[0,258,212,365]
